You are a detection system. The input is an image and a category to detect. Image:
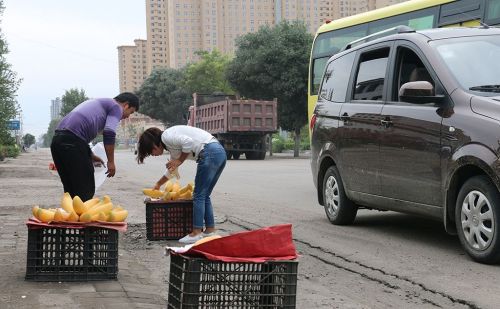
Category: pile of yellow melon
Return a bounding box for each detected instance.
[143,179,194,201]
[32,193,128,223]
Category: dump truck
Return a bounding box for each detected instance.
[187,93,278,160]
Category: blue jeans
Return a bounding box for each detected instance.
[193,142,226,229]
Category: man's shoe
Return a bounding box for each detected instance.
[178,233,203,244]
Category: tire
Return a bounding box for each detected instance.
[226,151,232,160]
[322,166,357,225]
[245,151,256,160]
[233,152,241,160]
[455,175,500,264]
[257,151,266,160]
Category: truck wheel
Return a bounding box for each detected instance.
[233,152,241,160]
[256,151,266,160]
[245,151,256,160]
[323,166,357,225]
[226,151,232,160]
[455,175,500,264]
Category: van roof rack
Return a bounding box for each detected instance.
[343,25,415,51]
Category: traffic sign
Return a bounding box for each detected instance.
[7,120,20,130]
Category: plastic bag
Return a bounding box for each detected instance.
[91,142,108,189]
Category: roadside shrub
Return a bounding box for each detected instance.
[272,137,285,153]
[0,144,20,159]
[284,139,294,150]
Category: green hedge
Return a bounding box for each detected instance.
[0,144,20,160]
[271,126,311,153]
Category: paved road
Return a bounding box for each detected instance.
[1,149,499,308]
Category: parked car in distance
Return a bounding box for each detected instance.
[310,26,500,264]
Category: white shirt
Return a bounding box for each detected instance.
[161,125,215,162]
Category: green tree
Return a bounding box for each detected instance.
[60,88,88,117]
[226,21,313,157]
[137,68,191,126]
[183,50,234,94]
[0,1,21,147]
[22,133,35,147]
[42,119,59,147]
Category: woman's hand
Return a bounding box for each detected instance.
[166,159,182,172]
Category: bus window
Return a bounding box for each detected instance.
[311,24,368,94]
[368,7,438,34]
[312,24,368,56]
[486,0,500,23]
[312,57,329,95]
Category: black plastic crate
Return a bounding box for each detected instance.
[146,200,193,240]
[25,226,118,282]
[167,254,298,308]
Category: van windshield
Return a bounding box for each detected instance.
[431,35,500,94]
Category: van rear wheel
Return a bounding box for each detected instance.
[323,166,357,225]
[455,175,500,264]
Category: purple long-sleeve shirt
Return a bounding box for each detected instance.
[56,98,123,145]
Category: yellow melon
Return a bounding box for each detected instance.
[143,189,164,198]
[108,209,128,222]
[72,196,88,215]
[83,197,100,208]
[32,205,40,218]
[171,182,181,193]
[79,213,93,223]
[164,180,174,192]
[37,208,55,223]
[82,202,113,217]
[178,190,192,200]
[67,211,79,222]
[102,195,112,204]
[53,209,70,222]
[61,192,74,213]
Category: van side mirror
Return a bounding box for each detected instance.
[399,81,444,104]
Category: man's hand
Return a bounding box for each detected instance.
[92,154,105,167]
[106,161,116,177]
[153,183,161,190]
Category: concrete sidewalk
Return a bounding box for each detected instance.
[0,150,169,309]
[0,149,302,308]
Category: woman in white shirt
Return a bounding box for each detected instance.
[137,125,227,244]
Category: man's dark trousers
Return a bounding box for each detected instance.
[50,130,95,201]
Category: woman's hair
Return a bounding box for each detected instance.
[137,127,163,163]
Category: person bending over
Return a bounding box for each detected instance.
[51,92,139,201]
[137,125,226,244]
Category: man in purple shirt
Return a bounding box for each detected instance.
[51,92,139,201]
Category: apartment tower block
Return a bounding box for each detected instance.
[118,0,407,92]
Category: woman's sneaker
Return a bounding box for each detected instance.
[203,231,217,237]
[179,233,203,244]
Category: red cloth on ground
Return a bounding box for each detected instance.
[181,223,297,262]
[26,217,127,232]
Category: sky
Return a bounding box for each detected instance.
[2,0,146,139]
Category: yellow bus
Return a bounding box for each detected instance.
[308,0,500,126]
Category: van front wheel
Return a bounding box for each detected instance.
[455,175,500,264]
[322,166,357,225]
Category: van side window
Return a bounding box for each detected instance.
[394,47,434,101]
[319,53,356,103]
[353,48,390,101]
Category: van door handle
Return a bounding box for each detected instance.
[380,117,393,128]
[340,113,350,122]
